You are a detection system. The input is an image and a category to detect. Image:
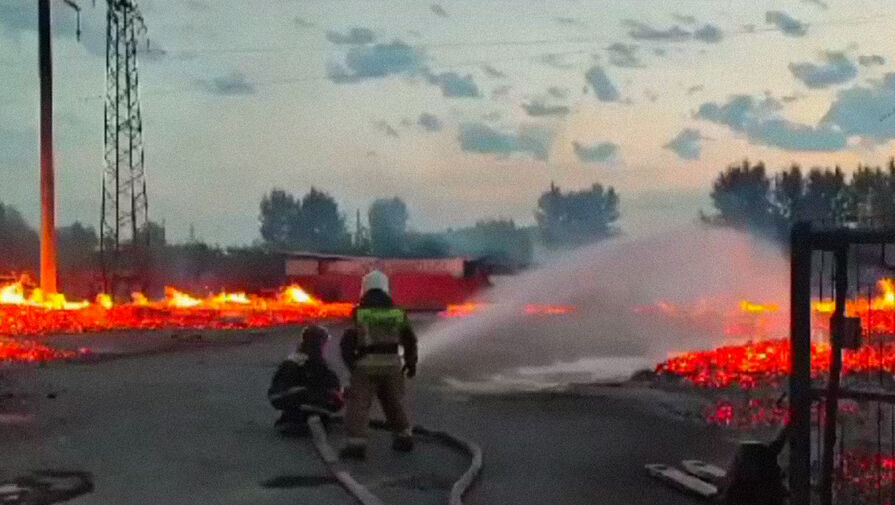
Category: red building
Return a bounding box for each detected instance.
[283,252,489,310]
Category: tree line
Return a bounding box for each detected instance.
[257,181,621,264]
[0,180,620,294]
[708,158,895,241]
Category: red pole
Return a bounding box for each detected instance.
[39,0,58,294]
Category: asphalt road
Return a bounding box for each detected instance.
[0,326,736,504]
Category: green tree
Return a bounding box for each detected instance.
[259,188,350,252]
[259,189,299,249]
[848,159,895,221]
[801,167,849,225]
[536,182,619,248]
[0,202,39,273]
[298,188,350,252]
[710,160,773,233]
[369,197,409,256]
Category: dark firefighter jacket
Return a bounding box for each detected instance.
[267,353,343,416]
[340,288,418,374]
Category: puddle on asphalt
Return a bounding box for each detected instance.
[0,470,93,504]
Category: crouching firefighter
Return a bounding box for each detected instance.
[267,325,344,435]
[339,270,418,460]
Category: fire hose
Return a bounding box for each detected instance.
[307,416,483,505]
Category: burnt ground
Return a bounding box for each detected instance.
[0,324,739,504]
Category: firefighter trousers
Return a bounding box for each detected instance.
[345,370,411,445]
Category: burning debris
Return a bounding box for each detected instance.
[654,278,895,388]
[0,338,79,363]
[0,281,353,342]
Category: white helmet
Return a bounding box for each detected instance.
[361,269,390,296]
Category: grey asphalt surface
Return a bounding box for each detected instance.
[0,324,736,504]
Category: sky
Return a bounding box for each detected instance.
[3,0,895,245]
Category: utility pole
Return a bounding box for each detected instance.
[38,0,56,294]
[38,0,81,294]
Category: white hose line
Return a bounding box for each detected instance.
[369,420,483,505]
[307,416,385,505]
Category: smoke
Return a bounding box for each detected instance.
[420,225,789,385]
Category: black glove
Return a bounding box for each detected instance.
[403,363,416,378]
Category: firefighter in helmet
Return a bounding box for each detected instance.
[339,270,418,459]
[267,325,344,435]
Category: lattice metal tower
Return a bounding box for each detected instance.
[100,0,149,294]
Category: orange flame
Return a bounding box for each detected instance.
[739,300,779,314]
[0,279,353,340]
[280,285,316,305]
[165,287,202,308]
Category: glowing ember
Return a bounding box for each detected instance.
[0,281,353,337]
[0,338,78,363]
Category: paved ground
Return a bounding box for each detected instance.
[0,325,737,504]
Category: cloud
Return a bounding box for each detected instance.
[697,95,846,151]
[765,11,807,37]
[822,73,895,140]
[607,43,642,67]
[199,71,255,96]
[547,87,569,99]
[539,53,575,69]
[374,121,399,138]
[585,66,620,102]
[425,70,481,97]
[671,13,698,25]
[554,17,579,26]
[572,141,619,163]
[482,111,503,122]
[431,4,449,17]
[859,55,886,67]
[697,95,759,130]
[522,101,570,117]
[327,40,422,82]
[185,1,210,11]
[418,113,442,132]
[663,129,703,159]
[687,85,704,95]
[294,17,315,28]
[693,24,723,43]
[481,64,507,78]
[803,0,829,9]
[746,119,845,151]
[459,123,553,160]
[623,20,690,42]
[491,85,512,99]
[326,27,375,45]
[789,52,857,88]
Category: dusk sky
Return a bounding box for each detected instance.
[3,0,895,245]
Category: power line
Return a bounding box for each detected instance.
[70,10,895,102]
[143,12,895,58]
